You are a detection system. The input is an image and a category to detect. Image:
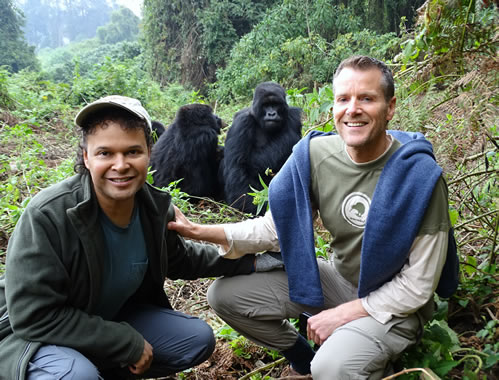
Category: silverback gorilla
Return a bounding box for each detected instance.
[150,104,223,200]
[221,82,302,215]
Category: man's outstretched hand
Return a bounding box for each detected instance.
[167,206,229,249]
[167,205,198,239]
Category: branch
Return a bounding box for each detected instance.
[304,116,335,135]
[382,367,441,380]
[238,357,286,380]
[454,209,498,230]
[447,169,498,186]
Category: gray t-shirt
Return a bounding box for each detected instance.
[309,134,450,286]
[94,207,149,319]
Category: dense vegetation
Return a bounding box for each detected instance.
[0,0,497,378]
[0,0,39,72]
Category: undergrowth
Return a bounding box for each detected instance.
[0,2,497,376]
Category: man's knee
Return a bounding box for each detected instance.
[310,323,391,380]
[311,357,348,380]
[193,319,216,362]
[27,345,99,380]
[311,353,388,380]
[167,318,215,369]
[207,278,234,314]
[70,356,100,380]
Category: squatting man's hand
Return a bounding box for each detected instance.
[129,339,153,374]
[307,299,369,346]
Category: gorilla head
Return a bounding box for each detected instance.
[149,103,224,200]
[176,104,223,133]
[250,82,289,132]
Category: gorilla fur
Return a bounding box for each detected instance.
[151,120,166,141]
[221,81,302,215]
[150,104,223,200]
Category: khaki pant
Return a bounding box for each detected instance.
[207,259,429,380]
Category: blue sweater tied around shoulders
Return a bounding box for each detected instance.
[268,130,459,308]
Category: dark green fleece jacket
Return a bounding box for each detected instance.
[0,174,254,379]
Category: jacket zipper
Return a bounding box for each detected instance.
[16,341,32,380]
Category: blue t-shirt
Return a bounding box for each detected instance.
[94,207,149,320]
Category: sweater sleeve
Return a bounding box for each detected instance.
[219,211,281,259]
[362,231,448,323]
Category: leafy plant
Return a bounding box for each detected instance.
[217,324,253,359]
[248,174,270,216]
[314,235,330,260]
[397,0,498,73]
[0,123,75,236]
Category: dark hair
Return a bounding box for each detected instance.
[74,108,152,174]
[333,55,394,102]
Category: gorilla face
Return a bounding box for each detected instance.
[251,82,289,133]
[261,96,285,130]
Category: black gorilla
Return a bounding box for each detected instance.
[150,104,224,200]
[151,120,165,141]
[221,81,302,215]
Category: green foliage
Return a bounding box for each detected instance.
[136,0,425,91]
[0,122,75,237]
[213,0,399,101]
[96,6,140,45]
[142,0,220,88]
[397,295,498,378]
[0,0,39,73]
[199,0,276,66]
[68,54,198,123]
[142,0,274,89]
[248,174,270,215]
[288,85,335,130]
[399,307,461,378]
[70,56,147,105]
[398,0,498,72]
[365,0,426,35]
[0,66,13,109]
[6,70,72,122]
[38,39,142,83]
[314,235,331,260]
[217,324,281,365]
[217,325,253,359]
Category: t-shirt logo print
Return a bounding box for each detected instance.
[341,192,371,228]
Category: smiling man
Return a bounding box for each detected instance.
[167,56,458,379]
[0,95,257,379]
